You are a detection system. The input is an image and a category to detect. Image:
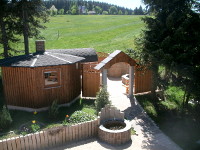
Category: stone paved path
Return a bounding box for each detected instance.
[107,77,182,150]
[50,77,182,150]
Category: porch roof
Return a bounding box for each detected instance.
[94,50,137,70]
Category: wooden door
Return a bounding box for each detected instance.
[82,63,100,97]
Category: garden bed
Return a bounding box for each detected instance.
[0,99,96,140]
[0,119,98,150]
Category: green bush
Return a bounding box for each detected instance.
[102,11,108,15]
[20,121,42,135]
[163,86,184,111]
[63,111,95,125]
[0,105,12,129]
[165,86,184,104]
[49,100,59,119]
[95,86,111,113]
[30,123,40,133]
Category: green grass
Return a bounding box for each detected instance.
[2,15,144,54]
[0,99,96,140]
[136,87,200,150]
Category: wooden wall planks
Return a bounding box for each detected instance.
[1,64,81,108]
[134,67,153,94]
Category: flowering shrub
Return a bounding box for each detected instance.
[63,111,95,125]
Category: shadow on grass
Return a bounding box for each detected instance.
[135,94,200,150]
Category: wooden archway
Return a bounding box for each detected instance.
[95,50,137,98]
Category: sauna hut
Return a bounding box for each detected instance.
[0,41,98,111]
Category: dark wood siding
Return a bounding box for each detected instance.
[134,67,152,94]
[1,64,81,108]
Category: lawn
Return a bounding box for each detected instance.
[136,86,200,150]
[0,98,96,140]
[4,15,144,54]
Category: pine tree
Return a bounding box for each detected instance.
[138,6,144,15]
[15,0,48,55]
[134,7,138,15]
[135,0,200,103]
[0,0,18,58]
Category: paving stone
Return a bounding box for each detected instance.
[49,77,182,150]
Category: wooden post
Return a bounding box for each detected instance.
[102,69,107,89]
[129,66,134,98]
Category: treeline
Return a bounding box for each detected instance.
[43,0,145,15]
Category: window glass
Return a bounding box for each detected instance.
[44,69,60,88]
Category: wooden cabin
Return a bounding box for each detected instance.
[0,41,98,111]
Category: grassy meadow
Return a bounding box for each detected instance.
[3,15,145,54]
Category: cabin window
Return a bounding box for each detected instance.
[44,69,61,88]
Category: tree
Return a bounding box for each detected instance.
[102,11,108,15]
[134,6,144,15]
[94,6,102,14]
[95,86,111,113]
[138,6,144,15]
[0,0,18,58]
[71,4,78,15]
[15,0,48,55]
[58,9,64,15]
[135,0,200,104]
[118,10,123,15]
[134,7,138,15]
[109,6,118,15]
[87,2,93,11]
[42,0,134,16]
[52,9,58,16]
[49,5,57,16]
[0,105,13,129]
[194,0,200,12]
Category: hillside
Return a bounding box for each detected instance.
[8,15,144,54]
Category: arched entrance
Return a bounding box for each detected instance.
[95,50,137,98]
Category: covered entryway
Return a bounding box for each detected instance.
[82,50,153,98]
[95,50,137,98]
